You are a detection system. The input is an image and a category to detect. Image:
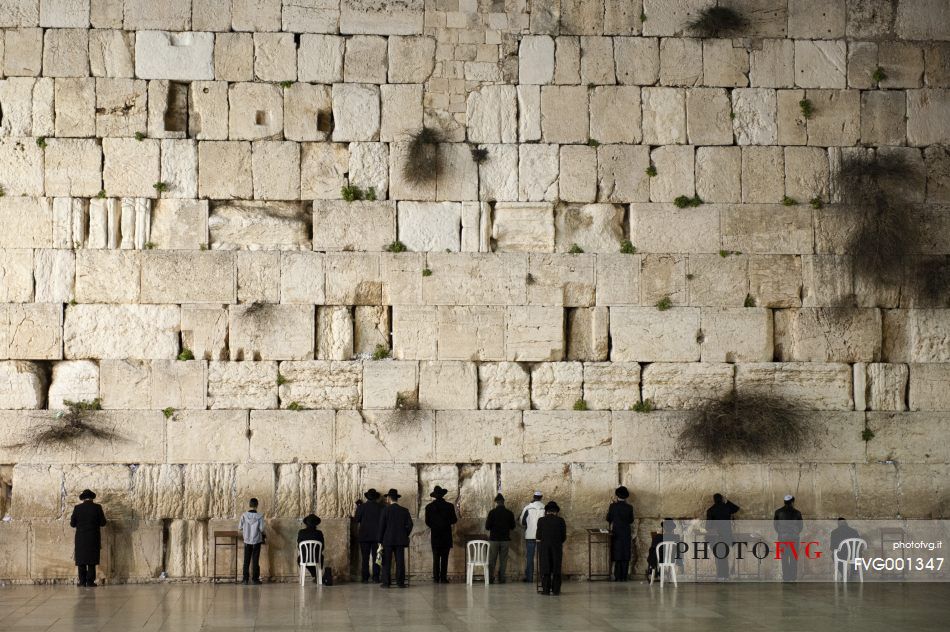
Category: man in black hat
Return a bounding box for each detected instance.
[774,494,803,582]
[70,489,107,587]
[606,486,634,581]
[297,514,325,583]
[354,488,383,583]
[378,489,413,588]
[485,493,516,583]
[706,493,740,580]
[536,501,566,595]
[424,485,457,583]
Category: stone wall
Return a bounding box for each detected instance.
[0,0,948,582]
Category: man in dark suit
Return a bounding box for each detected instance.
[774,494,804,582]
[536,501,567,596]
[606,486,634,582]
[378,488,413,588]
[485,493,516,583]
[706,493,740,580]
[424,485,457,583]
[70,489,107,587]
[354,488,383,583]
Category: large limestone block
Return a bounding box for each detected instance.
[109,520,164,580]
[387,35,434,83]
[686,253,747,307]
[0,410,165,464]
[166,410,248,463]
[794,40,846,88]
[165,519,207,577]
[741,146,785,203]
[284,83,331,141]
[75,250,140,303]
[478,362,530,410]
[32,522,103,579]
[353,305,389,355]
[775,308,882,362]
[362,360,417,409]
[317,306,354,361]
[590,86,641,143]
[188,81,229,140]
[540,85,588,143]
[642,87,686,145]
[380,84,422,142]
[505,305,564,361]
[0,137,44,196]
[582,362,640,410]
[566,306,609,361]
[335,409,433,463]
[640,253,687,307]
[499,462,572,518]
[735,362,853,410]
[517,144,559,201]
[228,83,283,141]
[381,252,423,305]
[48,360,99,408]
[721,205,813,254]
[331,83,380,142]
[423,253,527,306]
[278,251,325,304]
[140,251,235,304]
[348,142,389,199]
[64,304,179,360]
[42,28,90,77]
[297,34,343,83]
[642,363,735,409]
[208,361,277,409]
[324,252,381,305]
[641,0,708,37]
[313,201,395,252]
[315,463,361,518]
[732,88,777,145]
[434,411,523,463]
[467,85,517,144]
[10,464,63,518]
[0,197,52,248]
[700,307,774,362]
[477,144,518,203]
[527,253,595,307]
[0,249,33,302]
[908,363,950,411]
[519,35,555,84]
[806,89,860,146]
[883,309,950,362]
[132,464,236,520]
[523,411,611,462]
[249,411,334,463]
[44,138,102,197]
[558,145,596,203]
[686,87,733,144]
[491,202,555,252]
[181,305,229,361]
[63,464,134,519]
[250,140,300,199]
[160,137,198,199]
[150,199,209,249]
[301,142,349,199]
[750,38,794,87]
[340,0,423,35]
[854,362,908,412]
[99,359,206,410]
[437,306,505,361]
[278,360,361,409]
[398,202,461,252]
[229,304,315,361]
[418,361,477,410]
[629,204,720,253]
[208,201,311,250]
[867,412,950,465]
[598,144,650,203]
[649,145,694,202]
[907,89,950,146]
[748,255,802,308]
[197,142,253,199]
[392,305,435,359]
[610,307,701,362]
[0,303,61,360]
[554,204,624,254]
[135,31,214,80]
[596,254,640,306]
[530,362,583,410]
[659,37,702,86]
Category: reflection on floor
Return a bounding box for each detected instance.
[1,580,948,632]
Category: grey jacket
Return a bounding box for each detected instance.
[239,510,265,544]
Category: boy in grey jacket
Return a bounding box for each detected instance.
[239,498,265,584]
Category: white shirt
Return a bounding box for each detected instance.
[519,500,545,540]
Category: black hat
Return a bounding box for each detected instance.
[364,488,381,500]
[387,488,401,500]
[303,514,321,527]
[615,486,629,499]
[79,489,96,501]
[544,501,560,513]
[430,485,448,498]
[494,493,505,503]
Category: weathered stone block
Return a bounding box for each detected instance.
[99,359,206,410]
[735,362,853,410]
[353,305,389,356]
[630,204,720,253]
[659,37,702,86]
[251,140,300,200]
[332,83,380,142]
[362,360,417,409]
[519,35,554,84]
[398,202,461,252]
[149,199,209,249]
[598,144,650,202]
[741,146,785,203]
[855,362,908,412]
[505,305,564,361]
[135,31,214,80]
[615,36,659,85]
[0,361,46,409]
[583,362,641,410]
[649,145,695,202]
[198,142,252,199]
[566,306,609,361]
[907,89,950,146]
[208,361,277,409]
[686,253,747,307]
[555,203,624,253]
[478,362,530,410]
[48,360,99,408]
[141,251,235,304]
[908,363,950,411]
[278,360,361,409]
[590,86,641,143]
[775,308,882,362]
[209,200,310,250]
[348,142,389,199]
[732,88,777,145]
[228,82,283,141]
[750,38,794,87]
[387,35,434,83]
[436,306,504,361]
[595,253,640,306]
[418,361,477,410]
[687,87,733,144]
[64,304,177,360]
[467,85,517,144]
[229,304,314,361]
[254,32,296,82]
[435,411,523,463]
[491,202,554,252]
[806,89,861,146]
[422,253,526,306]
[301,142,349,199]
[166,410,248,463]
[530,362,583,410]
[721,205,813,254]
[703,39,749,87]
[317,306,354,360]
[324,252,380,305]
[642,87,686,144]
[867,412,950,464]
[335,409,434,463]
[610,307,701,362]
[44,138,102,197]
[640,253,686,306]
[523,411,611,462]
[540,85,588,143]
[642,362,735,409]
[517,144,559,201]
[558,145,597,203]
[249,410,334,463]
[0,249,33,302]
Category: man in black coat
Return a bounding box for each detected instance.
[378,488,413,588]
[424,485,457,583]
[485,493,516,583]
[774,494,803,582]
[606,486,634,581]
[706,493,740,580]
[536,501,566,596]
[354,488,383,583]
[70,489,107,587]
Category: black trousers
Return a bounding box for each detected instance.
[539,544,562,595]
[380,546,406,586]
[360,541,380,581]
[243,543,261,581]
[612,560,629,581]
[77,564,97,585]
[781,554,798,582]
[431,545,450,581]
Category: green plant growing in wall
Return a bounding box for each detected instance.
[96,190,107,199]
[568,243,584,254]
[0,185,5,197]
[177,348,195,361]
[744,294,756,307]
[279,80,293,88]
[286,401,304,411]
[645,165,657,177]
[162,407,176,419]
[5,399,120,449]
[685,6,749,37]
[372,344,391,361]
[872,66,887,85]
[421,268,432,277]
[525,273,536,285]
[385,240,407,253]
[573,399,588,411]
[470,145,489,164]
[134,131,146,141]
[686,273,695,280]
[619,240,636,254]
[588,138,600,148]
[341,184,362,201]
[276,373,288,386]
[673,194,703,208]
[799,99,814,120]
[782,196,798,206]
[632,399,654,413]
[153,181,168,193]
[810,197,823,209]
[36,136,47,148]
[365,186,377,201]
[404,126,444,185]
[862,427,875,442]
[656,296,673,311]
[143,241,156,249]
[695,329,705,344]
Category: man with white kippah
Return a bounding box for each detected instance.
[519,491,546,583]
[774,494,804,581]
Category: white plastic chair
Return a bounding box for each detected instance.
[650,541,678,587]
[833,538,867,583]
[298,540,323,586]
[466,540,490,586]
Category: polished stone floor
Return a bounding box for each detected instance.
[1,580,948,632]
